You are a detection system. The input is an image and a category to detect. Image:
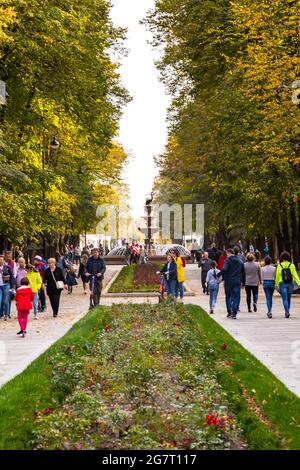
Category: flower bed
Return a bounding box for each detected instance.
[32,303,245,450]
[1,304,300,450]
[108,264,161,293]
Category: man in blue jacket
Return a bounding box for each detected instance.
[85,248,106,309]
[218,248,245,319]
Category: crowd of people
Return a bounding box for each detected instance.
[124,243,147,265]
[199,243,300,319]
[0,246,106,337]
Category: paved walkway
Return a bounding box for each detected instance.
[184,264,300,397]
[0,266,120,388]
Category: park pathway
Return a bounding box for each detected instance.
[184,264,300,397]
[0,266,120,388]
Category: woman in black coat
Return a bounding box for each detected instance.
[43,258,67,317]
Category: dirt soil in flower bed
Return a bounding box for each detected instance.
[108,264,161,293]
[32,303,247,450]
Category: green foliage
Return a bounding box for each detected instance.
[147,0,300,253]
[0,0,129,247]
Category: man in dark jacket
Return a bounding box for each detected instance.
[198,252,213,294]
[218,248,245,319]
[85,248,106,309]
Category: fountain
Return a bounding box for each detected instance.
[105,244,191,265]
[108,244,190,257]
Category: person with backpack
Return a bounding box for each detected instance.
[275,251,300,318]
[206,261,222,314]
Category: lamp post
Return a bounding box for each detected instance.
[42,137,60,259]
[144,192,154,250]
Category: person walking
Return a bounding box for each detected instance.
[244,253,261,313]
[0,254,14,320]
[63,253,78,294]
[124,243,131,265]
[191,241,199,264]
[85,248,106,309]
[26,264,43,320]
[218,251,226,270]
[160,254,177,302]
[33,255,47,312]
[206,261,221,314]
[218,248,245,319]
[170,249,185,302]
[15,257,27,288]
[74,245,81,265]
[14,278,34,337]
[198,252,212,294]
[275,251,300,318]
[78,254,89,294]
[261,256,276,318]
[43,258,67,317]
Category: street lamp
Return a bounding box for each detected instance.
[42,137,60,258]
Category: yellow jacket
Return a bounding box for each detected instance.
[26,270,42,293]
[176,256,185,283]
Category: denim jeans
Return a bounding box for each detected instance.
[209,284,219,309]
[263,280,275,313]
[225,283,241,316]
[245,285,259,310]
[0,284,10,318]
[279,282,294,314]
[33,292,39,316]
[175,282,184,299]
[165,279,176,298]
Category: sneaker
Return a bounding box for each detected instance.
[34,316,38,320]
[267,312,272,319]
[253,304,257,312]
[17,330,23,335]
[22,331,26,338]
[227,312,232,318]
[285,312,290,318]
[231,314,237,319]
[84,290,88,295]
[210,309,214,315]
[248,309,252,313]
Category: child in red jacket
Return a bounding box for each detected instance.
[15,277,34,338]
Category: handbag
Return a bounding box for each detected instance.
[51,269,64,290]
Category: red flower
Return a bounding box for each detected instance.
[104,325,111,332]
[42,407,54,416]
[205,413,232,428]
[221,343,228,351]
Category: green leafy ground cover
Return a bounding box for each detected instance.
[1,304,300,450]
[108,264,161,293]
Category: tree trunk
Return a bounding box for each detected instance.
[290,205,300,264]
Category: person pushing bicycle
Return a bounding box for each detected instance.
[85,247,106,309]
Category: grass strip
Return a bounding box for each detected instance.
[0,306,109,450]
[188,305,300,450]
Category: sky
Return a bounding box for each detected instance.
[110,0,170,219]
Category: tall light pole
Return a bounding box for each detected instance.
[42,137,60,259]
